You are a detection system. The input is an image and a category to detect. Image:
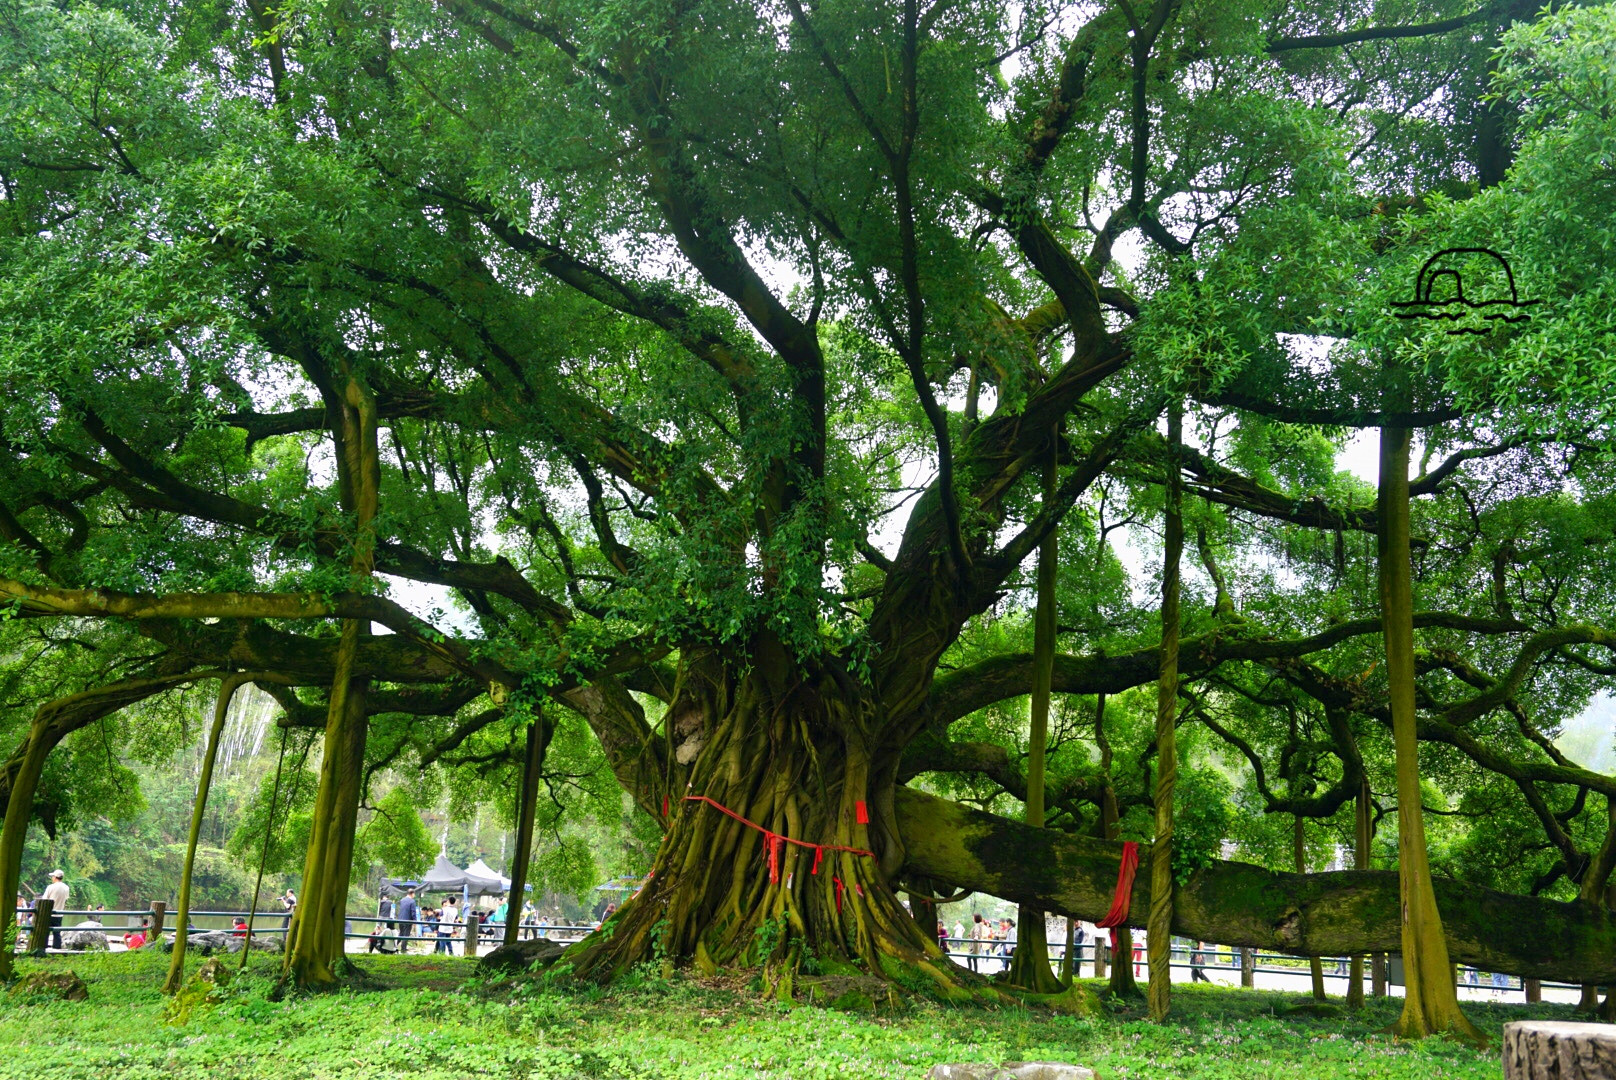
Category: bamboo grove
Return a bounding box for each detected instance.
[2,0,1615,1039]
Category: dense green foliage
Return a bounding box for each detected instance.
[1,0,1614,1005]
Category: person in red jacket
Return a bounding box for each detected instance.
[124,918,150,951]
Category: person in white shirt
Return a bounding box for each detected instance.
[437,896,459,955]
[41,870,70,950]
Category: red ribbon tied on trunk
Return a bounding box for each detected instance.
[682,795,875,888]
[1095,840,1140,952]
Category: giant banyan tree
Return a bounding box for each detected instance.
[2,0,1615,1037]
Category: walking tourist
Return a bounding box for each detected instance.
[969,914,990,972]
[1191,942,1210,983]
[397,888,419,954]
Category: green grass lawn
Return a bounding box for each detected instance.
[0,950,1558,1079]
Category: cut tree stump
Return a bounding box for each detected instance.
[1504,1021,1616,1080]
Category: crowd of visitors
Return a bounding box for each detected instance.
[356,886,595,955]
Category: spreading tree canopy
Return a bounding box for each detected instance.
[2,0,1615,1016]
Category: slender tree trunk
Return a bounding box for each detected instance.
[1348,777,1371,1009]
[503,707,550,950]
[0,715,54,981]
[907,880,937,948]
[165,675,252,993]
[1008,427,1063,994]
[1379,421,1482,1041]
[1061,917,1077,986]
[282,373,380,988]
[1148,403,1183,1021]
[1241,946,1255,988]
[241,726,291,973]
[1103,782,1139,997]
[1575,804,1616,1013]
[1294,815,1327,1000]
[1373,953,1387,997]
[1092,697,1108,982]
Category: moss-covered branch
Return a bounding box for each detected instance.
[896,788,1616,984]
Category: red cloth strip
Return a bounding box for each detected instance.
[1095,840,1140,952]
[682,795,875,890]
[833,877,845,913]
[855,800,869,824]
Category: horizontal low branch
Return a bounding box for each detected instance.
[896,787,1616,983]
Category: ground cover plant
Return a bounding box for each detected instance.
[0,951,1567,1080]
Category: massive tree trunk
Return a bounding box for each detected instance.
[166,674,252,993]
[282,373,380,988]
[896,789,1616,985]
[563,641,968,1000]
[1378,422,1482,1041]
[1148,404,1183,1020]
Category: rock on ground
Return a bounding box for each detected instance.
[1504,1021,1616,1080]
[61,929,110,952]
[928,1063,1096,1080]
[478,937,567,974]
[159,931,281,954]
[9,971,89,1002]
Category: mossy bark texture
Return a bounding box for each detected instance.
[561,642,966,1000]
[503,708,551,950]
[1296,816,1326,1001]
[896,787,1616,984]
[282,374,380,988]
[1378,423,1483,1042]
[1147,405,1183,1021]
[1347,778,1371,1009]
[0,716,51,981]
[166,674,252,994]
[1007,432,1064,995]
